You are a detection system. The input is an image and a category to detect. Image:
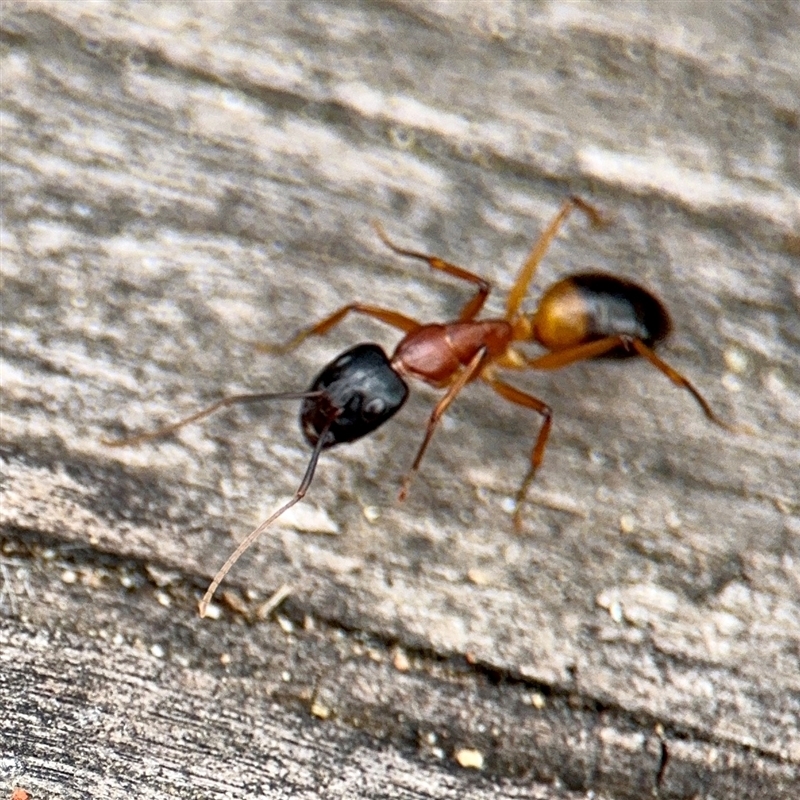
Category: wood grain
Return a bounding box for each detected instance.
[2,2,799,798]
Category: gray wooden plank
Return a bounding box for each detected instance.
[2,2,799,799]
[1,618,572,800]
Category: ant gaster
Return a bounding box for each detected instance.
[104,196,731,617]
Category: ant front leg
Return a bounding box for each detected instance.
[373,222,491,322]
[398,347,488,502]
[482,376,553,530]
[255,303,422,355]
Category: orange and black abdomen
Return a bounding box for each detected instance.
[532,273,672,356]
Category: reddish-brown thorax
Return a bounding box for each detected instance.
[391,320,513,386]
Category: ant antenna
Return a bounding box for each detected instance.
[198,419,331,617]
[101,390,321,448]
[102,387,328,614]
[103,343,409,617]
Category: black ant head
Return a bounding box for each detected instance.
[104,341,410,618]
[301,343,409,448]
[199,343,408,616]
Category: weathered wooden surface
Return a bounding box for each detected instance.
[1,2,799,799]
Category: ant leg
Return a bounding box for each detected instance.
[373,221,491,321]
[526,336,732,429]
[398,347,487,501]
[524,335,628,370]
[256,304,421,355]
[505,196,603,320]
[483,377,552,530]
[101,390,320,447]
[629,339,733,430]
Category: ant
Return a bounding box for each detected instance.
[104,196,731,617]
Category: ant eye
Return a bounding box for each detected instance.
[364,397,386,416]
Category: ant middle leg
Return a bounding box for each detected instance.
[373,221,491,322]
[525,335,732,429]
[482,376,553,530]
[505,196,603,321]
[256,303,422,355]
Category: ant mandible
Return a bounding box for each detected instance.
[104,196,730,617]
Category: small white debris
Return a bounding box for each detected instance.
[467,568,490,586]
[155,591,171,608]
[362,505,380,522]
[276,615,294,634]
[588,449,606,466]
[723,348,748,374]
[393,648,410,672]
[500,496,517,514]
[528,692,546,709]
[764,369,786,395]
[664,510,681,530]
[619,514,636,534]
[202,601,223,620]
[145,564,181,587]
[256,583,292,620]
[221,591,248,615]
[455,748,484,770]
[277,501,339,534]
